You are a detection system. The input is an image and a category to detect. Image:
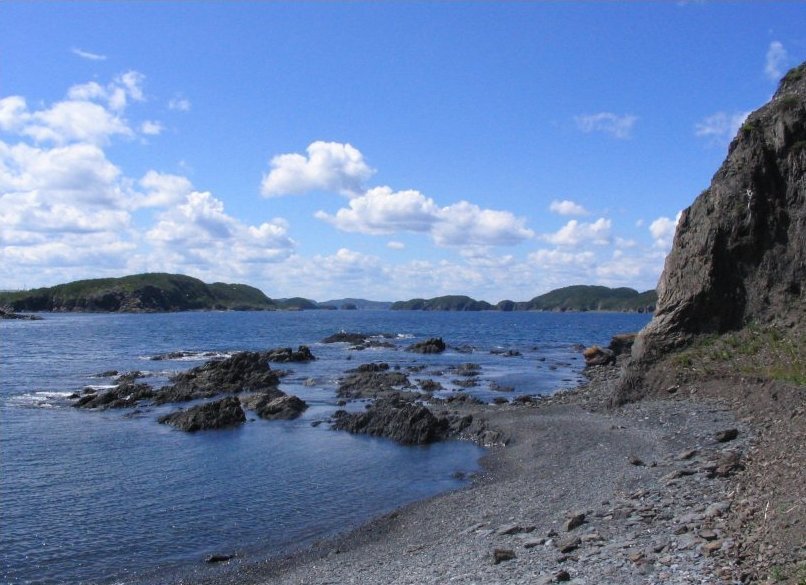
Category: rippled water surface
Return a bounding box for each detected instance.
[0,310,650,584]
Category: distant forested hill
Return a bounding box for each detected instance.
[390,295,493,311]
[0,273,278,313]
[517,285,657,312]
[391,286,657,312]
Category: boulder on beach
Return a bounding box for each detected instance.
[582,346,615,367]
[158,396,246,431]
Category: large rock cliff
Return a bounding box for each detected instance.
[615,63,806,403]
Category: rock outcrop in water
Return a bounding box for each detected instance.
[406,337,446,354]
[74,382,155,409]
[154,351,284,404]
[332,397,472,445]
[336,363,415,399]
[240,392,307,420]
[158,396,246,431]
[615,63,806,404]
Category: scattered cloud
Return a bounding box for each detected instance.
[765,41,788,81]
[542,218,612,247]
[1,72,298,290]
[168,97,191,112]
[261,141,375,197]
[549,199,588,216]
[71,47,107,61]
[574,112,638,139]
[649,211,681,249]
[315,186,533,247]
[694,111,749,144]
[387,240,405,250]
[140,120,163,136]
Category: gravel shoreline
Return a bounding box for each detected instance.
[174,364,760,585]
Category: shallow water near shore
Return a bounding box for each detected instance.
[0,310,650,584]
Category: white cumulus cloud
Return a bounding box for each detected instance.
[649,211,681,249]
[765,41,788,81]
[261,141,375,197]
[140,120,163,136]
[549,199,588,216]
[574,112,637,139]
[542,218,612,247]
[315,186,533,247]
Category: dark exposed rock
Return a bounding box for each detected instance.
[321,332,370,344]
[240,392,307,420]
[0,306,42,320]
[154,351,282,404]
[451,363,482,377]
[331,397,471,445]
[265,345,315,363]
[608,333,637,356]
[715,428,739,442]
[336,365,412,399]
[405,337,446,354]
[564,512,586,531]
[73,382,155,409]
[490,348,522,357]
[492,548,516,564]
[616,63,806,403]
[583,346,615,367]
[158,396,245,431]
[149,350,222,361]
[204,554,234,563]
[418,379,443,392]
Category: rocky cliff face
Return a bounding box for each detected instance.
[615,63,806,403]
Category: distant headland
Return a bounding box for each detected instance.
[0,273,656,314]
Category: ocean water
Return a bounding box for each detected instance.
[0,310,651,584]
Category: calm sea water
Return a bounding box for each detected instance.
[0,310,651,584]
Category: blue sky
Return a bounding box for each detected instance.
[1,2,804,302]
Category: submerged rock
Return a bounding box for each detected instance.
[158,396,245,431]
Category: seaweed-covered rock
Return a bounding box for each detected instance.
[158,396,245,431]
[154,351,282,404]
[406,337,446,354]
